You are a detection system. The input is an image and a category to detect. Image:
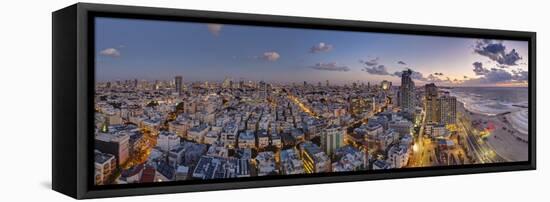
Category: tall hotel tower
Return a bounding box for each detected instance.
[425,83,439,123]
[175,76,183,95]
[399,69,416,112]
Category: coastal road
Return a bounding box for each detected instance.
[457,113,506,164]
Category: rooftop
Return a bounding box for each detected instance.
[94,150,114,164]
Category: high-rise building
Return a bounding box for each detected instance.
[239,80,245,89]
[381,80,391,91]
[320,125,345,156]
[372,97,376,112]
[425,83,438,98]
[423,83,456,125]
[424,83,456,125]
[438,93,457,125]
[425,83,439,123]
[175,76,183,94]
[399,69,416,112]
[222,77,232,88]
[396,91,401,106]
[154,80,159,90]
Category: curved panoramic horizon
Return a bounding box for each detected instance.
[93,16,530,186]
[95,17,528,87]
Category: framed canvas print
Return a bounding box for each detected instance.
[52,3,536,199]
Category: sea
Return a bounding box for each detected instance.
[445,87,528,116]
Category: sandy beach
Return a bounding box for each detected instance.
[457,102,528,162]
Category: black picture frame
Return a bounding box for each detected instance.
[52,3,536,199]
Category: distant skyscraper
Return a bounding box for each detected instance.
[154,80,159,90]
[399,69,415,112]
[239,80,245,89]
[425,83,439,123]
[381,80,391,91]
[222,77,232,88]
[320,125,345,156]
[175,76,183,94]
[372,97,378,112]
[326,80,330,87]
[259,81,267,99]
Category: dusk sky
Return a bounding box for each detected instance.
[95,17,529,87]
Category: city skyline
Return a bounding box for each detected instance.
[94,69,529,185]
[96,17,529,87]
[93,17,529,186]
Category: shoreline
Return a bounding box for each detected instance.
[457,101,528,162]
[506,110,529,137]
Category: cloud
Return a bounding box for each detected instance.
[260,51,280,61]
[207,24,223,36]
[426,74,442,82]
[474,39,522,66]
[310,62,350,72]
[464,65,528,85]
[410,71,428,81]
[360,58,380,67]
[360,57,394,75]
[512,69,528,82]
[360,59,453,84]
[393,69,428,82]
[423,73,465,84]
[360,57,395,74]
[99,48,120,57]
[361,59,432,83]
[362,64,390,75]
[310,42,333,53]
[472,62,490,75]
[484,68,513,83]
[467,62,514,84]
[467,68,512,84]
